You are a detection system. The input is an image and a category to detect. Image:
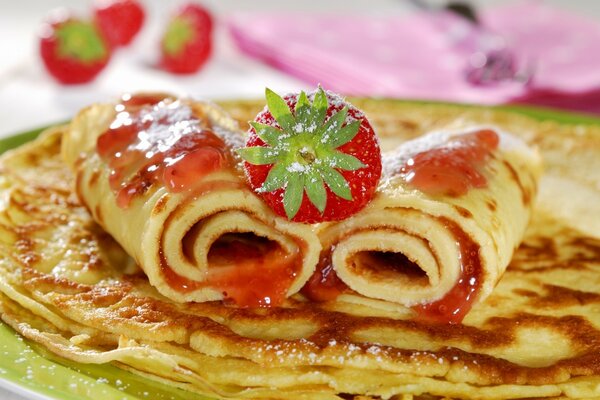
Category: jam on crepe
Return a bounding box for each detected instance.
[301,255,348,302]
[206,235,300,307]
[160,234,303,308]
[97,93,231,208]
[401,129,499,197]
[413,218,483,324]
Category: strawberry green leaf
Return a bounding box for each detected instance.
[304,172,327,213]
[294,91,311,127]
[249,122,281,147]
[237,146,279,165]
[259,162,288,192]
[326,151,365,171]
[310,87,328,127]
[321,166,353,200]
[296,91,310,108]
[325,120,361,148]
[320,107,348,143]
[283,174,303,219]
[265,88,296,133]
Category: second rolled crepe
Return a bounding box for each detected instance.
[316,127,542,323]
[62,94,321,306]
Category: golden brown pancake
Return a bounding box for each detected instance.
[0,100,599,399]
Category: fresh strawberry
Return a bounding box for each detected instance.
[94,0,145,47]
[159,3,213,74]
[238,87,382,223]
[39,12,111,84]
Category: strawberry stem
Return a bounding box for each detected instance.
[163,17,195,56]
[299,148,316,163]
[56,21,108,63]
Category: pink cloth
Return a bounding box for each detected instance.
[227,2,600,114]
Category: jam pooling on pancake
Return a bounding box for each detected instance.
[207,236,299,307]
[401,129,499,197]
[160,237,301,308]
[156,180,304,308]
[302,249,349,301]
[97,93,231,208]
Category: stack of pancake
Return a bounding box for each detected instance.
[0,98,599,399]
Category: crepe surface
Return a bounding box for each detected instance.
[0,100,599,399]
[62,97,321,306]
[313,127,541,323]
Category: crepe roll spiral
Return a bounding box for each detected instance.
[315,127,542,323]
[62,94,321,306]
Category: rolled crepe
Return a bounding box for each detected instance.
[317,127,542,323]
[62,94,320,306]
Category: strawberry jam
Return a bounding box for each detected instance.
[301,252,349,302]
[119,92,174,108]
[207,235,299,307]
[413,218,482,324]
[160,235,302,308]
[401,129,499,197]
[97,93,231,207]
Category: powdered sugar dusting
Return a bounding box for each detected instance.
[246,337,456,371]
[287,162,308,173]
[133,100,199,155]
[121,98,246,156]
[200,100,246,150]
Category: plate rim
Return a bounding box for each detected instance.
[0,377,54,400]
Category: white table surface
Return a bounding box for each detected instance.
[0,0,598,399]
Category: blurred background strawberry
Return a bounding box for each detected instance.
[39,10,111,84]
[159,3,213,74]
[94,0,145,47]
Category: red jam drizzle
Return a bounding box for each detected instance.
[119,92,174,108]
[207,237,299,307]
[301,252,349,301]
[97,93,231,208]
[160,237,302,308]
[401,129,499,197]
[413,218,482,324]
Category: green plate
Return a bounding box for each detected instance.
[0,101,599,400]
